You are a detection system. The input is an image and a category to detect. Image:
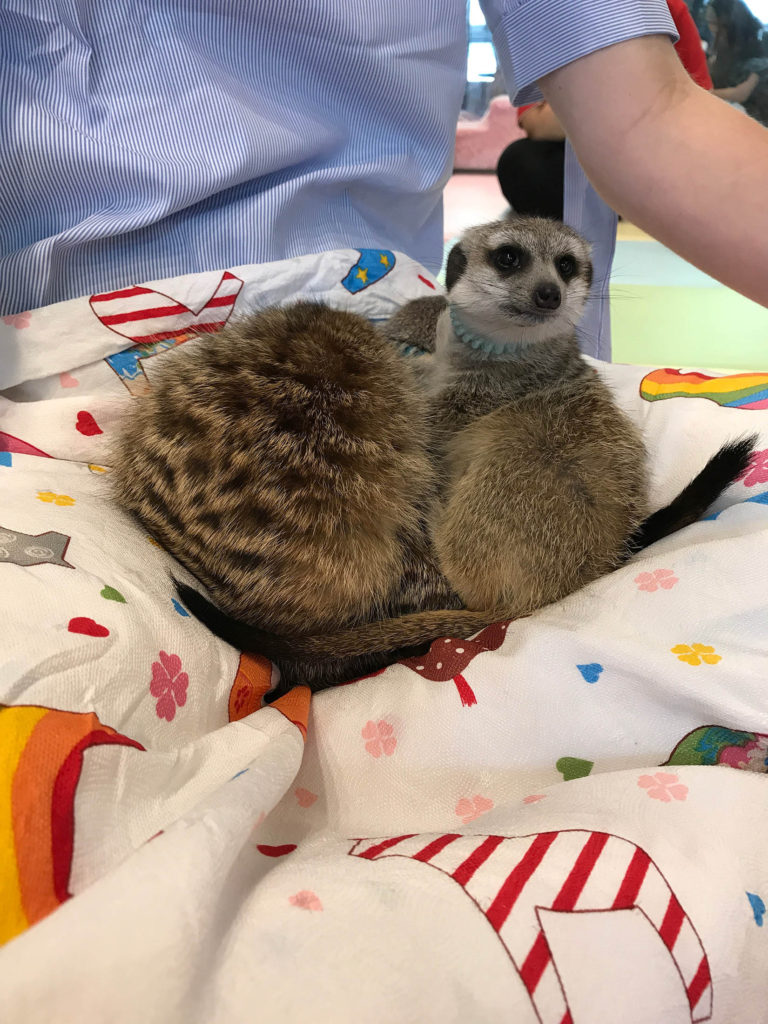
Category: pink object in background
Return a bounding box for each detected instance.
[453,96,525,172]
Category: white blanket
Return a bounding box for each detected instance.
[1,248,768,1023]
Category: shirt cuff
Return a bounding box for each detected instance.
[482,0,678,105]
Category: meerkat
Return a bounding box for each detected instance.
[177,217,755,677]
[111,301,460,688]
[380,294,446,354]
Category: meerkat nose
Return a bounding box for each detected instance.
[533,283,561,310]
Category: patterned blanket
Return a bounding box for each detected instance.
[1,248,767,1023]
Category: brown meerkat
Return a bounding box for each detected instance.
[380,294,445,355]
[176,218,754,684]
[111,301,460,688]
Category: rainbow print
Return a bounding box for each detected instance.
[0,706,143,945]
[640,368,768,409]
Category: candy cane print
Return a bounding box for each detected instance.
[350,830,711,1024]
[91,271,243,344]
[100,272,244,394]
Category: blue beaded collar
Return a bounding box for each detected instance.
[449,305,522,356]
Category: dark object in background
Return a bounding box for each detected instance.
[496,138,565,220]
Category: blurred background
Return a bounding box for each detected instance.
[447,0,768,369]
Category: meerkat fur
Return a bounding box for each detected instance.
[176,219,755,674]
[112,301,461,689]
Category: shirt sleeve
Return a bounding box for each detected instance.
[668,0,712,90]
[480,0,679,105]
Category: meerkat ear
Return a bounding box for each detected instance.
[445,243,468,291]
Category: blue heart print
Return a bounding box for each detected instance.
[577,663,604,684]
[703,491,768,520]
[747,892,765,926]
[0,452,12,467]
[172,598,190,617]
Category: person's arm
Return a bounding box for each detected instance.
[518,102,566,141]
[712,72,760,104]
[540,34,768,307]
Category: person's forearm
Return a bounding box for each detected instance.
[712,73,759,104]
[541,35,768,308]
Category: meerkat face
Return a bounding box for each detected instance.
[445,216,593,348]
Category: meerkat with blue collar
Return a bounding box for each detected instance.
[414,216,749,613]
[179,217,754,670]
[427,216,644,609]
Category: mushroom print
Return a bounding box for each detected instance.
[399,621,511,706]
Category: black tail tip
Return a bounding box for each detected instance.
[171,577,276,654]
[719,434,758,476]
[172,578,201,610]
[629,433,759,554]
[171,578,225,629]
[698,434,758,495]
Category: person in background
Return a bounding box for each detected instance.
[706,0,768,126]
[497,0,713,219]
[688,0,713,43]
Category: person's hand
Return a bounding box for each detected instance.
[518,102,567,141]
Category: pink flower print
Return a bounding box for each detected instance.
[362,720,396,758]
[720,737,768,773]
[737,448,768,488]
[455,795,494,823]
[150,650,189,721]
[289,890,323,911]
[295,788,318,808]
[2,311,31,329]
[634,568,678,592]
[637,771,688,802]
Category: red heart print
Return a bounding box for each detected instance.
[68,616,110,637]
[256,844,297,857]
[76,411,103,437]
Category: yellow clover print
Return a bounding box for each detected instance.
[671,643,721,666]
[36,491,75,506]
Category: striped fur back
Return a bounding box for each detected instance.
[111,302,435,635]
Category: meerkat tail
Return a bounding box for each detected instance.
[173,580,270,650]
[175,579,511,660]
[630,436,757,551]
[253,608,512,661]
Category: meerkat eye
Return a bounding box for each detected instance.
[556,255,576,280]
[492,246,523,272]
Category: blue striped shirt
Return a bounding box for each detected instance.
[1,0,675,353]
